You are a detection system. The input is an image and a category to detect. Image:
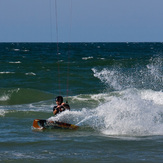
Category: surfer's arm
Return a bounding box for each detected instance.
[53,103,70,115]
[61,103,70,110]
[53,109,58,115]
[53,106,59,115]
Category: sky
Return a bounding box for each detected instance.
[0,0,163,42]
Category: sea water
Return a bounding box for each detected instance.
[0,43,163,162]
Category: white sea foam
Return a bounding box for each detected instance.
[0,72,15,74]
[23,49,29,52]
[90,66,163,136]
[141,90,163,105]
[0,95,10,101]
[10,151,36,159]
[0,109,7,117]
[2,87,161,137]
[0,88,20,103]
[92,57,163,91]
[48,89,163,136]
[13,49,20,51]
[92,68,124,90]
[48,109,89,125]
[82,56,93,60]
[98,58,105,60]
[147,57,163,82]
[25,72,36,76]
[9,61,21,64]
[96,90,163,136]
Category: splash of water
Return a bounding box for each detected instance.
[47,57,163,136]
[0,108,7,117]
[48,89,163,136]
[50,56,163,136]
[92,56,163,91]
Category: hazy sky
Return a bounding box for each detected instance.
[0,0,163,42]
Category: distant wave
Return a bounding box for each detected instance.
[82,56,93,60]
[9,61,21,64]
[0,88,53,105]
[23,49,29,52]
[0,109,7,117]
[0,72,15,74]
[12,48,29,52]
[25,72,36,76]
[0,95,10,101]
[13,49,20,51]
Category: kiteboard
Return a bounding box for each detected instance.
[33,119,78,130]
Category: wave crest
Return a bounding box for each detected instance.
[49,89,163,136]
[92,56,163,91]
[0,88,53,105]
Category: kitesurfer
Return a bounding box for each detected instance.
[53,96,70,115]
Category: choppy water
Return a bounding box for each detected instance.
[0,43,163,162]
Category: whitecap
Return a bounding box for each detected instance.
[98,58,105,60]
[0,95,10,101]
[0,109,7,117]
[23,49,29,52]
[25,72,36,76]
[9,61,21,64]
[13,49,20,51]
[0,72,15,74]
[82,56,93,60]
[141,89,163,105]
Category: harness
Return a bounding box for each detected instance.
[53,105,65,114]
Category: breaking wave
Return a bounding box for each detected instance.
[48,89,163,136]
[48,57,163,136]
[0,88,53,105]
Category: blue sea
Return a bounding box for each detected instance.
[0,43,163,162]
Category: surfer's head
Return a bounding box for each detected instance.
[55,96,63,105]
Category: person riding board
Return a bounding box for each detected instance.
[53,96,70,115]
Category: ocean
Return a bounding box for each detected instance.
[0,42,163,162]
